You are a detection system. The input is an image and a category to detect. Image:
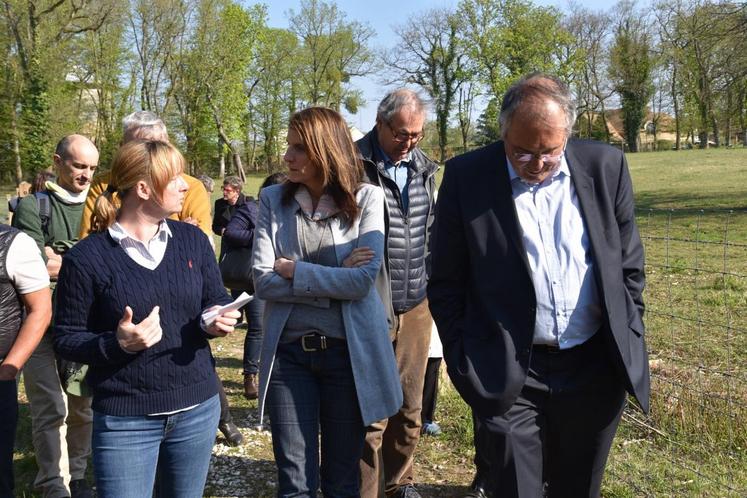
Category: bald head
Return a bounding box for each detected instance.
[499,73,576,140]
[53,134,99,193]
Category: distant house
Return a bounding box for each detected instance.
[602,108,679,150]
[65,70,100,138]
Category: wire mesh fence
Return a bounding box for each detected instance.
[606,208,747,497]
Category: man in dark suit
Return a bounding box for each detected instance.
[427,73,649,497]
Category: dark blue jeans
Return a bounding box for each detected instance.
[0,380,17,498]
[231,290,264,375]
[267,340,365,498]
[92,394,220,498]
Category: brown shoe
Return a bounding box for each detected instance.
[244,373,258,399]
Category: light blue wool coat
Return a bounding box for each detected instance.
[252,183,403,426]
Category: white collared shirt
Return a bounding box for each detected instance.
[108,221,172,270]
[506,156,603,349]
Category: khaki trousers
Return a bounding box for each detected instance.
[23,333,92,498]
[360,299,432,497]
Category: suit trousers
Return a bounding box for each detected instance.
[360,299,432,497]
[23,333,92,498]
[471,409,499,489]
[483,332,626,498]
[420,357,441,425]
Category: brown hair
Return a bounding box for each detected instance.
[90,140,185,232]
[282,107,363,222]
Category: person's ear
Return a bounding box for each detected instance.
[134,180,152,201]
[53,154,63,168]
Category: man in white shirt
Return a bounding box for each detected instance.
[0,225,52,497]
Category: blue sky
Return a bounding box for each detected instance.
[262,0,620,129]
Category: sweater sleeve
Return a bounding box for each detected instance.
[292,186,385,300]
[53,254,134,365]
[223,202,258,248]
[211,199,223,236]
[182,175,213,238]
[78,174,108,239]
[11,195,47,262]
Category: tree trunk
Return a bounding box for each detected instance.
[599,105,611,143]
[671,65,681,150]
[229,142,246,183]
[218,135,226,179]
[437,108,447,163]
[11,103,22,185]
[724,88,732,147]
[207,90,246,182]
[710,113,719,147]
[698,130,708,149]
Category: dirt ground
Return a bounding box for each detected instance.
[205,328,475,498]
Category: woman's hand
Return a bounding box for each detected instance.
[342,247,374,268]
[203,308,241,337]
[274,257,296,279]
[116,306,162,352]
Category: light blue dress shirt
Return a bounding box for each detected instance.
[507,157,603,349]
[377,145,413,212]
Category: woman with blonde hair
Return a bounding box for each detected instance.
[53,140,239,498]
[252,107,402,497]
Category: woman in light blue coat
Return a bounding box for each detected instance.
[252,107,402,498]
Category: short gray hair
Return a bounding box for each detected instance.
[499,73,576,139]
[376,89,427,124]
[222,175,243,191]
[197,174,214,193]
[122,110,169,142]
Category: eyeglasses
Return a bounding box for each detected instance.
[387,122,424,144]
[510,150,564,166]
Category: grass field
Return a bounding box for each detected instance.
[6,147,747,497]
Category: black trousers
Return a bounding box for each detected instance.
[472,409,497,488]
[421,357,441,424]
[0,379,17,498]
[483,332,626,498]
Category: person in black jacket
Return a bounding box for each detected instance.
[428,73,648,497]
[212,176,246,256]
[356,89,438,498]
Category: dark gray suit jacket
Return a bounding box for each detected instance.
[427,139,649,416]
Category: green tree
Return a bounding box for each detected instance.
[169,0,265,178]
[609,3,655,152]
[249,27,300,171]
[288,0,375,112]
[2,0,111,176]
[387,7,471,162]
[128,0,189,114]
[74,2,134,166]
[458,0,580,109]
[565,5,613,142]
[474,97,501,145]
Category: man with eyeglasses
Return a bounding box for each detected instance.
[356,89,438,498]
[428,73,649,497]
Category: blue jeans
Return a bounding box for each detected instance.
[231,289,264,375]
[267,340,365,498]
[92,394,220,498]
[0,380,17,498]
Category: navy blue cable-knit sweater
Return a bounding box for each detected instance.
[53,220,231,416]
